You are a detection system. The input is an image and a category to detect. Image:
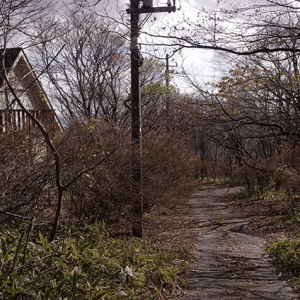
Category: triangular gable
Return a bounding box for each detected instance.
[0,48,62,131]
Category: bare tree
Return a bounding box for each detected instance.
[35,12,129,123]
[179,15,300,187]
[121,0,299,58]
[0,1,124,241]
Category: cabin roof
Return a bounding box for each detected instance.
[0,48,22,69]
[0,48,63,131]
[0,48,23,86]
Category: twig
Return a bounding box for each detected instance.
[10,230,25,274]
[0,211,33,220]
[21,217,36,270]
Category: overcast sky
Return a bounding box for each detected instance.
[120,0,225,89]
[54,0,271,91]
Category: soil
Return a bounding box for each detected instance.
[144,183,300,299]
[143,186,201,299]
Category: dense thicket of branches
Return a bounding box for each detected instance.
[36,13,129,122]
[0,0,198,242]
[3,0,300,241]
[181,6,300,194]
[146,0,300,55]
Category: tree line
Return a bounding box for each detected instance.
[0,0,197,242]
[1,0,300,241]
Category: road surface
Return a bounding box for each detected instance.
[186,186,298,300]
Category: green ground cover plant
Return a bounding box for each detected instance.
[267,238,300,279]
[0,223,185,299]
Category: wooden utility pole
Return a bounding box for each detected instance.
[127,0,176,238]
[165,53,177,131]
[166,54,170,131]
[130,0,143,238]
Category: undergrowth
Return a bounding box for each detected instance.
[234,186,288,201]
[0,223,185,299]
[267,238,300,279]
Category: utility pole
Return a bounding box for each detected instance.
[166,54,170,87]
[165,53,177,131]
[127,0,176,238]
[129,0,143,238]
[166,54,170,131]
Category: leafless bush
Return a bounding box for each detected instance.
[142,131,197,209]
[0,131,55,224]
[54,119,126,222]
[0,116,197,232]
[56,122,197,224]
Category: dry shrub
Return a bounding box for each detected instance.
[271,143,300,195]
[272,167,300,195]
[56,119,128,223]
[142,131,197,209]
[0,131,54,224]
[228,157,274,194]
[230,142,300,199]
[57,121,196,224]
[0,118,198,228]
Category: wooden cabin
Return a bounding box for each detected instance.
[0,48,62,136]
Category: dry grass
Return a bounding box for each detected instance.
[143,184,201,299]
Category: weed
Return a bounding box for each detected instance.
[267,238,300,277]
[0,223,185,299]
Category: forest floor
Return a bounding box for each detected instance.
[144,183,300,299]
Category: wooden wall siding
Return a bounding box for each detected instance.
[0,110,55,136]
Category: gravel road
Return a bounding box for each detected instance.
[186,186,299,300]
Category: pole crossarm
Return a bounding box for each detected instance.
[126,6,176,14]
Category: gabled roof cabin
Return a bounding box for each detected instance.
[0,48,62,135]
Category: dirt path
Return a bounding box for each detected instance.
[186,186,299,300]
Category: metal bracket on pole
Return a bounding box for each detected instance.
[127,0,176,14]
[126,6,176,14]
